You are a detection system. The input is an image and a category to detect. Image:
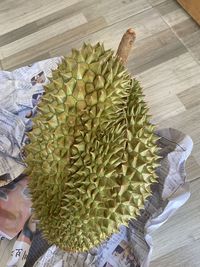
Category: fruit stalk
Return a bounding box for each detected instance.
[116,28,136,64]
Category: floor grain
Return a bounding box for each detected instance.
[150,178,200,266]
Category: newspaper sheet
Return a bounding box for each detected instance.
[0,57,62,186]
[0,57,193,267]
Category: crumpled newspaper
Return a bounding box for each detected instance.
[0,57,193,267]
[0,57,62,186]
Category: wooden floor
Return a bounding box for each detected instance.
[0,0,200,266]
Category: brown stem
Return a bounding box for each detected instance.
[116,28,136,65]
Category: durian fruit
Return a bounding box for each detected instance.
[25,42,160,252]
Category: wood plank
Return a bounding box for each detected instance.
[0,22,38,46]
[156,0,190,26]
[149,94,185,122]
[177,0,200,25]
[1,17,107,70]
[173,19,200,63]
[127,29,187,74]
[0,1,91,47]
[83,0,152,25]
[185,156,200,181]
[150,238,200,267]
[150,178,200,261]
[178,84,200,110]
[0,14,87,60]
[0,0,81,35]
[155,0,200,63]
[50,8,169,57]
[148,0,167,6]
[136,52,200,102]
[191,142,200,166]
[36,0,92,29]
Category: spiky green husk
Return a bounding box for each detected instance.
[25,43,160,252]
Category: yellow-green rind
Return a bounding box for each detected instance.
[25,43,160,252]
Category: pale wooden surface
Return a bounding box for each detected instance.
[0,0,200,266]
